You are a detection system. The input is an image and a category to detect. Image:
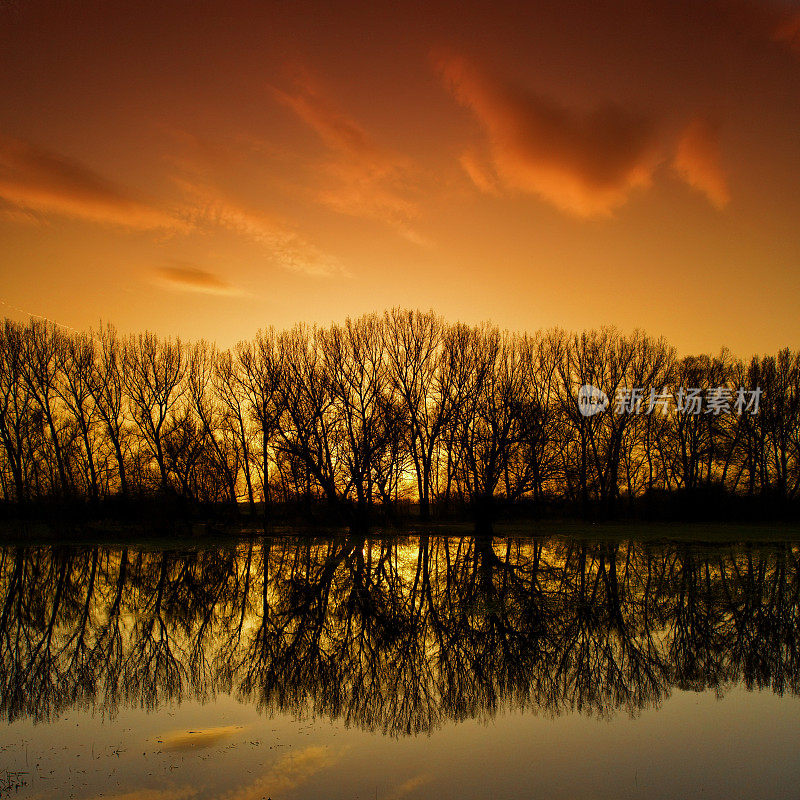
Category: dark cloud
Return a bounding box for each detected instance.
[153,263,241,295]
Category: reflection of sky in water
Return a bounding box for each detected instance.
[156,725,245,752]
[1,535,799,799]
[3,689,800,800]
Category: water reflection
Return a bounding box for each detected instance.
[1,534,798,734]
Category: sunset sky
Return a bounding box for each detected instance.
[1,0,798,355]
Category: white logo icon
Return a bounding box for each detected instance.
[578,384,609,417]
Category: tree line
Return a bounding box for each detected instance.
[1,535,799,729]
[0,311,798,518]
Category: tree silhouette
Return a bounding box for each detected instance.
[0,312,797,519]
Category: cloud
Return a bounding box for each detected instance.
[0,131,344,274]
[272,78,383,164]
[271,75,426,243]
[219,745,342,800]
[459,148,501,196]
[154,263,242,295]
[434,51,662,217]
[387,774,433,799]
[771,9,800,54]
[155,724,245,750]
[177,178,348,277]
[0,134,179,229]
[0,197,41,224]
[716,0,800,56]
[673,117,730,208]
[79,788,197,800]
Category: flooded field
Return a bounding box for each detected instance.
[1,530,800,799]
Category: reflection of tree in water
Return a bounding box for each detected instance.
[1,536,799,734]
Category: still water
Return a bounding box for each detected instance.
[1,531,799,799]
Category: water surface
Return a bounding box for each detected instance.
[1,530,799,799]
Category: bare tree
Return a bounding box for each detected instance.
[187,341,238,503]
[0,311,796,517]
[215,348,258,508]
[0,321,33,501]
[383,309,453,518]
[19,320,69,495]
[235,329,282,507]
[58,332,100,498]
[272,325,342,505]
[123,332,186,493]
[88,324,130,496]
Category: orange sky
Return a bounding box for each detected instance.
[1,0,798,355]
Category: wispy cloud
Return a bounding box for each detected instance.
[272,77,382,162]
[0,132,346,279]
[434,51,662,217]
[177,178,347,277]
[271,73,427,244]
[219,745,342,800]
[78,788,197,800]
[0,134,180,229]
[673,117,730,209]
[387,773,433,799]
[459,148,501,196]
